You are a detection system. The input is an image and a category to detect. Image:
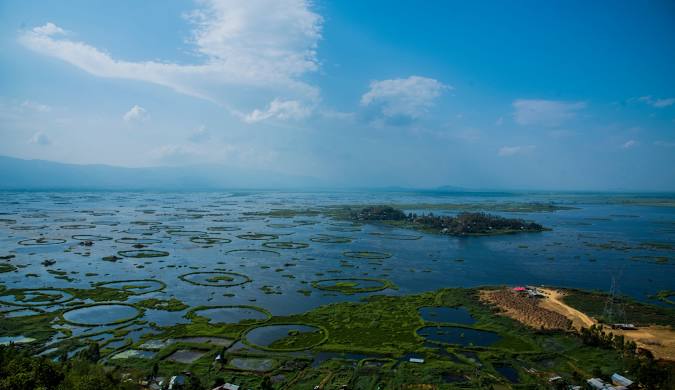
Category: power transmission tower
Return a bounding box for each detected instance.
[602,275,626,324]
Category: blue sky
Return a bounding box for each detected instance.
[1,0,674,190]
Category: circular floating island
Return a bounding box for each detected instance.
[166,230,208,237]
[312,278,395,294]
[93,279,166,295]
[72,234,113,241]
[343,251,392,260]
[262,241,309,250]
[61,303,142,326]
[178,271,251,287]
[60,224,95,230]
[10,225,47,230]
[187,305,271,324]
[0,288,74,307]
[369,232,422,240]
[243,323,328,352]
[190,237,232,245]
[310,234,352,244]
[117,249,169,258]
[237,233,279,240]
[18,238,67,246]
[115,237,162,245]
[225,249,280,260]
[207,226,241,232]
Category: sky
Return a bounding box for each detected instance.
[1,0,674,190]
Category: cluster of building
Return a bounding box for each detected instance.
[512,285,546,298]
[587,373,634,389]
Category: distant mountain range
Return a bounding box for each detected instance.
[0,155,324,190]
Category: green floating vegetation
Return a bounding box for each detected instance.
[262,241,309,250]
[189,237,232,245]
[0,288,75,307]
[114,237,162,245]
[207,226,241,232]
[266,223,298,228]
[18,238,67,246]
[390,201,577,212]
[117,249,169,258]
[236,233,279,240]
[71,234,112,241]
[10,225,47,230]
[186,305,271,325]
[136,298,188,312]
[59,224,95,229]
[311,278,396,294]
[343,251,392,260]
[0,263,16,273]
[242,323,329,352]
[244,208,321,218]
[369,232,422,240]
[651,290,674,305]
[178,271,251,287]
[166,230,208,237]
[310,234,352,244]
[225,249,280,258]
[92,279,167,295]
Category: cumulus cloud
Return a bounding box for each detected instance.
[19,0,323,120]
[513,99,586,126]
[621,139,637,149]
[123,105,147,122]
[360,76,448,124]
[498,145,535,157]
[29,131,51,145]
[244,98,311,123]
[637,96,675,108]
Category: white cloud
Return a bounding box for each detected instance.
[123,105,147,122]
[498,145,535,157]
[32,22,65,36]
[29,131,51,145]
[637,96,675,108]
[21,100,51,112]
[244,98,311,123]
[189,125,211,143]
[19,0,323,119]
[360,76,448,123]
[512,99,586,126]
[621,139,637,149]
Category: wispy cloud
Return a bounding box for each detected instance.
[654,140,675,148]
[513,99,586,126]
[28,131,51,145]
[637,96,675,108]
[189,125,211,143]
[498,145,535,157]
[123,105,147,122]
[621,139,637,149]
[244,99,311,123]
[21,100,51,112]
[19,0,323,121]
[360,76,448,125]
